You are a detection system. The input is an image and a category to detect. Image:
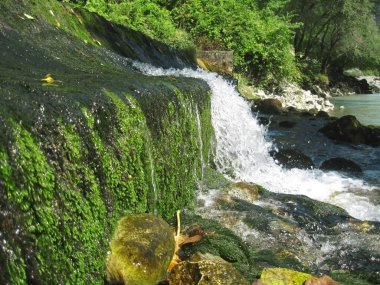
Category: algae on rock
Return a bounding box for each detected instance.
[0,0,212,284]
[106,213,175,285]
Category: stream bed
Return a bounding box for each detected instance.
[133,62,380,283]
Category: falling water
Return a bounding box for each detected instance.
[195,105,205,186]
[147,147,158,215]
[132,61,380,222]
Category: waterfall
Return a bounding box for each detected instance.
[147,147,158,214]
[195,105,205,186]
[132,61,380,222]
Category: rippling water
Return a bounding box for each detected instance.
[132,61,380,222]
[329,94,380,126]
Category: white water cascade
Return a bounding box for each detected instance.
[132,61,380,222]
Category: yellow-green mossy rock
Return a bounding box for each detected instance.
[106,213,175,285]
[255,267,313,285]
[169,252,250,285]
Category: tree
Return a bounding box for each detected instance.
[288,0,380,73]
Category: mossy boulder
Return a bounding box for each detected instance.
[224,182,260,203]
[178,213,255,282]
[254,268,312,285]
[106,214,175,285]
[169,252,250,285]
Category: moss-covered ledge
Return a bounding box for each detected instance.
[0,0,212,284]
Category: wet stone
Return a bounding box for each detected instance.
[106,213,175,285]
[169,252,250,285]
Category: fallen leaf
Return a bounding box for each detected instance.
[167,210,203,272]
[41,74,62,86]
[23,13,35,20]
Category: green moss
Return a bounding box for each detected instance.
[179,213,255,282]
[330,271,378,285]
[0,0,213,283]
[107,214,175,285]
[260,267,312,285]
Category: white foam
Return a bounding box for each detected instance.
[132,61,380,222]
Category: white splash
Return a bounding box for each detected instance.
[132,61,380,222]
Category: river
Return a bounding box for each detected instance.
[329,93,380,126]
[132,61,380,222]
[131,62,380,280]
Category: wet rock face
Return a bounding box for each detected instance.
[106,213,175,285]
[270,148,315,170]
[319,115,380,147]
[320,157,362,173]
[254,98,283,114]
[0,1,213,283]
[169,252,250,285]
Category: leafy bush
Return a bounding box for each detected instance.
[314,73,329,87]
[84,0,193,49]
[172,0,299,85]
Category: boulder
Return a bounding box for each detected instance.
[270,149,315,170]
[320,157,362,173]
[253,268,312,285]
[169,252,250,285]
[106,213,175,285]
[319,115,380,146]
[254,98,283,114]
[226,182,260,203]
[316,111,330,118]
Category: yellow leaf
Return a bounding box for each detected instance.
[167,210,203,272]
[23,13,35,20]
[41,74,62,86]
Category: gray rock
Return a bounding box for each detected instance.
[320,157,362,173]
[319,115,380,147]
[270,148,315,170]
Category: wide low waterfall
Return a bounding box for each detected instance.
[133,61,380,222]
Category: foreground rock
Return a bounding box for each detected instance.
[196,181,380,285]
[107,214,175,285]
[253,268,312,285]
[319,115,380,146]
[169,252,250,285]
[253,268,340,285]
[320,157,362,173]
[270,149,315,169]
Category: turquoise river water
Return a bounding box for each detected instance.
[329,93,380,126]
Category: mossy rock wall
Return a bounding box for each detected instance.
[0,0,212,284]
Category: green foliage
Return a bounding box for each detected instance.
[288,0,380,74]
[314,73,329,88]
[84,0,193,48]
[173,0,299,85]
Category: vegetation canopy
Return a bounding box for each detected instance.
[60,0,380,87]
